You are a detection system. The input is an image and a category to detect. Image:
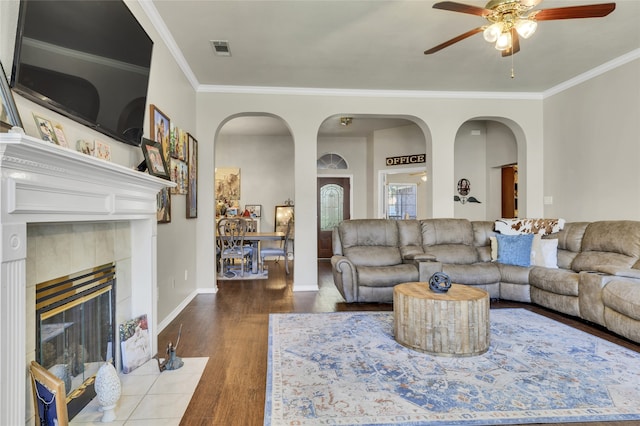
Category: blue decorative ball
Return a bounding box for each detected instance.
[429,272,452,293]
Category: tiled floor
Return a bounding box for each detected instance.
[71,357,208,425]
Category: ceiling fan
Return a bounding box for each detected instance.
[424,0,616,57]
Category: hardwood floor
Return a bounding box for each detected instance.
[159,260,640,426]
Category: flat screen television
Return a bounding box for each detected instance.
[11,0,153,146]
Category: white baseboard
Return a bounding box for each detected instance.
[157,289,199,333]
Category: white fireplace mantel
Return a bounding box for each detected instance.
[0,132,173,425]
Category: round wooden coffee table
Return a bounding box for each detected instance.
[393,282,490,357]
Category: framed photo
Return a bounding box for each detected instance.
[0,61,22,131]
[186,134,198,218]
[29,361,69,426]
[157,187,171,223]
[119,314,152,374]
[33,114,58,144]
[141,138,170,179]
[150,105,170,163]
[76,139,94,155]
[170,158,188,194]
[53,124,68,148]
[94,139,111,161]
[245,204,261,218]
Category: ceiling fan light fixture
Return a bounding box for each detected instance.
[515,18,537,38]
[483,22,503,42]
[494,31,512,50]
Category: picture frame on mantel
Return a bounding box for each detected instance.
[0,61,22,132]
[141,138,170,180]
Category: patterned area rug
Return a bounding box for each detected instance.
[265,309,640,425]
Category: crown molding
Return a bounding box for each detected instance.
[543,49,640,99]
[138,0,199,91]
[197,84,543,100]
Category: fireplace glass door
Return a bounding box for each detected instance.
[36,263,116,419]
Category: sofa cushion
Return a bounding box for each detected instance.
[572,221,640,272]
[531,235,558,268]
[343,246,401,267]
[338,219,399,248]
[497,263,531,285]
[423,245,478,264]
[397,220,424,260]
[357,264,419,287]
[545,222,589,269]
[422,219,474,245]
[421,219,477,264]
[529,266,579,296]
[442,263,500,285]
[603,280,640,321]
[496,234,534,267]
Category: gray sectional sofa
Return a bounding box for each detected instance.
[331,218,640,344]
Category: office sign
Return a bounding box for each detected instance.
[386,154,426,166]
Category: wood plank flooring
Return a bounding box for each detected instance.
[159,260,640,426]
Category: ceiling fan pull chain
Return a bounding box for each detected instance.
[511,28,515,79]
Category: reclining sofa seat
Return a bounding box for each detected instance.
[331,219,419,303]
[417,219,501,299]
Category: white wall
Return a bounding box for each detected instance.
[543,58,640,222]
[216,133,295,231]
[454,122,488,220]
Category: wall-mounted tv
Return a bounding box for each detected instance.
[11,0,153,146]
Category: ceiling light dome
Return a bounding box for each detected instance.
[515,18,537,38]
[494,31,512,50]
[483,22,503,42]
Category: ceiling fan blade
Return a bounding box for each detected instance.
[432,1,490,17]
[533,3,616,21]
[424,27,483,54]
[502,31,520,57]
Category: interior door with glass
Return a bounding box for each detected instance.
[317,177,351,258]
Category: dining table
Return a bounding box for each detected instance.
[218,231,285,275]
[245,232,285,274]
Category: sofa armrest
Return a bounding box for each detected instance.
[410,253,437,262]
[331,255,359,302]
[591,265,640,279]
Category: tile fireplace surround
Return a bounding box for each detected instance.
[0,132,173,425]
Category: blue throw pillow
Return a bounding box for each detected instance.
[496,233,534,267]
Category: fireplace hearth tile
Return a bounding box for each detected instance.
[70,357,208,425]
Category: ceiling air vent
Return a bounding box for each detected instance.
[211,40,231,57]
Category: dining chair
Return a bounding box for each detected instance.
[218,218,253,277]
[260,219,293,274]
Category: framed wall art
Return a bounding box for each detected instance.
[187,134,198,218]
[0,62,22,132]
[275,205,294,233]
[150,105,170,163]
[215,167,240,202]
[157,187,171,223]
[29,361,69,426]
[141,138,170,179]
[245,204,261,218]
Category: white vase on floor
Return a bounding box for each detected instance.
[94,361,121,422]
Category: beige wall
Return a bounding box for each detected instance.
[543,58,640,222]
